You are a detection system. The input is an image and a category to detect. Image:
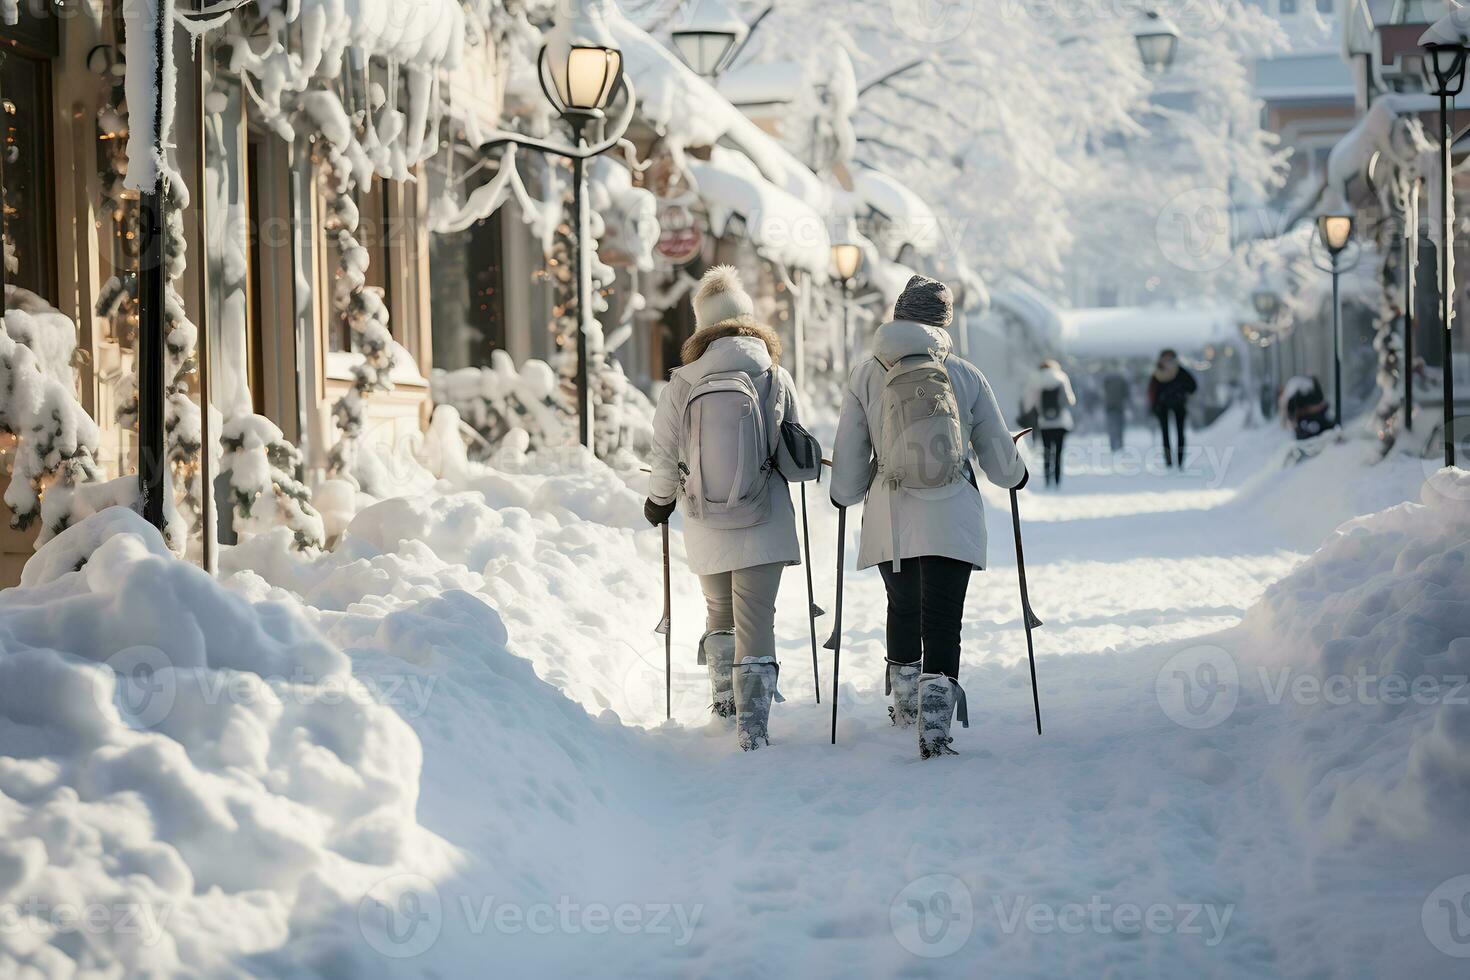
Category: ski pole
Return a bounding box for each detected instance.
[655,521,671,720]
[823,505,847,744]
[800,483,823,704]
[1010,429,1043,735]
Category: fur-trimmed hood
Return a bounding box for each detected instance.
[681,319,782,366]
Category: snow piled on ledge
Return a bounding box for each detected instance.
[0,507,456,976]
[1240,466,1470,841]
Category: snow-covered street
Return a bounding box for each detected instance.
[287,418,1452,978]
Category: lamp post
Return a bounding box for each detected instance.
[1423,38,1467,466]
[1135,10,1180,74]
[671,0,745,77]
[481,1,633,448]
[831,242,862,377]
[1317,205,1355,430]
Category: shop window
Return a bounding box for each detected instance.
[429,200,506,372]
[0,45,55,304]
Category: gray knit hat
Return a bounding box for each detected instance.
[893,274,953,329]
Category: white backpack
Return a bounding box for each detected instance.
[874,352,966,569]
[678,368,781,529]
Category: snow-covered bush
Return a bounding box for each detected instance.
[0,290,102,535]
[431,351,655,465]
[218,415,326,550]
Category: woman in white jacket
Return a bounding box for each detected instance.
[1021,359,1076,487]
[830,275,1028,758]
[644,267,804,751]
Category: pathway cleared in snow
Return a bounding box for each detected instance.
[376,418,1441,978]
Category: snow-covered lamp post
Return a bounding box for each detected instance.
[831,242,862,376]
[670,0,747,78]
[1135,11,1180,75]
[484,0,634,448]
[1317,203,1355,431]
[1421,35,1467,466]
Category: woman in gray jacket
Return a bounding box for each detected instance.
[830,275,1027,758]
[644,267,804,751]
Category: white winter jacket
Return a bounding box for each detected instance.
[649,336,803,577]
[830,321,1026,571]
[1022,365,1077,432]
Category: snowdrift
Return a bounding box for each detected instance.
[1239,467,1470,841]
[0,508,455,976]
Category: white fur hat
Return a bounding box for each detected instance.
[692,265,756,329]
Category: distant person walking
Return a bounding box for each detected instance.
[1022,359,1076,487]
[1102,369,1131,453]
[1148,349,1197,469]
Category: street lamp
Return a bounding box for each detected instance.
[484,0,635,448]
[1135,11,1179,74]
[1422,36,1468,465]
[670,0,746,77]
[831,242,862,377]
[1316,202,1355,431]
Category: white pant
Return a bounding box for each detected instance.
[698,562,784,663]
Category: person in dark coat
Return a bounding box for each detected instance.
[1147,349,1197,469]
[1102,369,1131,453]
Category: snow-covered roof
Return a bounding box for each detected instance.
[1058,305,1240,359]
[687,147,830,273]
[717,62,804,108]
[1324,92,1433,206]
[606,6,836,217]
[1420,6,1470,46]
[851,166,940,257]
[989,279,1064,348]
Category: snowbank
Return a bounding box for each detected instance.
[0,508,454,975]
[1239,467,1470,841]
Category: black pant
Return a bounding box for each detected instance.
[1156,405,1186,467]
[877,556,973,679]
[1040,428,1065,486]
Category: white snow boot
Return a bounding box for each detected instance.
[918,673,969,759]
[886,661,921,728]
[698,629,736,719]
[733,656,780,751]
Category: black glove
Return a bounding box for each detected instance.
[644,497,675,526]
[1013,468,1030,491]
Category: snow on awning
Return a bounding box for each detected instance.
[606,5,837,221]
[990,280,1064,348]
[1325,92,1435,205]
[1058,305,1239,360]
[687,147,831,273]
[851,166,941,258]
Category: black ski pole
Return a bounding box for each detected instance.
[800,483,823,703]
[1010,429,1043,735]
[655,521,672,720]
[823,505,847,744]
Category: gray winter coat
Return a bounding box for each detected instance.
[649,335,802,577]
[830,320,1026,570]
